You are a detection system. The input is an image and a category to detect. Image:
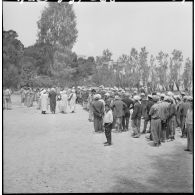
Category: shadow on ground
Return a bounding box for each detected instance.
[110,144,193,193]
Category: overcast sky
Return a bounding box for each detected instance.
[3,2,192,61]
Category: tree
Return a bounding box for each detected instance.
[102,49,112,62]
[3,64,19,88]
[156,51,169,91]
[24,43,54,76]
[36,2,78,86]
[74,57,96,85]
[31,75,54,88]
[139,47,149,86]
[182,58,192,91]
[129,48,140,88]
[20,56,37,87]
[3,30,24,87]
[169,49,183,91]
[51,46,76,86]
[37,2,78,50]
[148,55,158,91]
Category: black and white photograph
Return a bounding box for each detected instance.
[3,0,193,193]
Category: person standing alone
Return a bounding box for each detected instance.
[103,104,113,146]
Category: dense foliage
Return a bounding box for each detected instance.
[3,3,192,91]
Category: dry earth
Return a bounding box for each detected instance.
[3,95,193,193]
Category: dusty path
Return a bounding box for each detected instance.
[3,95,193,193]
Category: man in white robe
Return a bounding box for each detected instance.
[40,90,48,114]
[58,90,68,113]
[69,89,77,113]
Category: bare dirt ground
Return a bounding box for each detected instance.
[3,95,193,193]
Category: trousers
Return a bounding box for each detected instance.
[143,118,151,133]
[181,116,187,137]
[104,123,112,144]
[122,116,130,130]
[161,120,167,141]
[186,124,193,152]
[131,119,141,135]
[151,118,161,144]
[94,116,103,132]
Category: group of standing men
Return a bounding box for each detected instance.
[83,86,193,150]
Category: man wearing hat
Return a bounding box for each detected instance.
[104,92,112,107]
[184,96,193,153]
[143,95,154,134]
[178,96,190,138]
[149,95,161,146]
[111,95,127,132]
[175,95,182,128]
[131,95,142,138]
[166,97,177,141]
[92,94,104,132]
[122,93,134,131]
[158,95,170,142]
[140,92,148,134]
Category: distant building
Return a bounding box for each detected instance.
[77,55,88,60]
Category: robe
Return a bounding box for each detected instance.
[92,100,104,132]
[59,93,68,113]
[40,93,48,112]
[69,92,77,112]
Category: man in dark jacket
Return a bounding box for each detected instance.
[158,96,170,142]
[122,93,134,131]
[92,94,104,132]
[179,96,190,138]
[140,93,148,134]
[142,95,154,134]
[111,95,127,132]
[131,95,142,138]
[149,95,161,146]
[48,88,57,114]
[167,97,177,140]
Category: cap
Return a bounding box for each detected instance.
[134,95,140,101]
[140,93,145,96]
[115,95,120,100]
[152,95,160,102]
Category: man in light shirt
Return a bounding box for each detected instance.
[103,104,113,146]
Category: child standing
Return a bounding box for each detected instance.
[103,104,113,146]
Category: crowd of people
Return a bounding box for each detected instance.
[77,86,193,150]
[3,85,193,152]
[19,87,77,114]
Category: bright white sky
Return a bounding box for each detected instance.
[3,2,192,61]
